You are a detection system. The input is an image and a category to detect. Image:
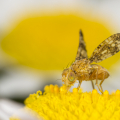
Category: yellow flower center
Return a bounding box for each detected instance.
[23,85,120,120]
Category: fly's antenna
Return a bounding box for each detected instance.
[66,62,70,68]
[62,62,70,70]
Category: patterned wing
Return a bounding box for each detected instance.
[75,30,88,60]
[89,33,120,63]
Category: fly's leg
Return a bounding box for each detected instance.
[77,80,82,90]
[96,81,103,93]
[99,80,104,93]
[67,86,71,92]
[91,80,95,89]
[96,78,101,92]
[88,74,95,89]
[95,68,102,93]
[95,68,99,87]
[89,70,95,89]
[99,72,106,93]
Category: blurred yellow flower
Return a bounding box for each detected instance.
[1,13,116,70]
[10,85,120,120]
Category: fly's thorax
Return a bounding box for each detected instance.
[64,59,91,81]
[71,59,90,74]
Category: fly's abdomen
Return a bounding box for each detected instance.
[89,64,110,80]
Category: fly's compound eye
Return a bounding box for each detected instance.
[68,72,75,82]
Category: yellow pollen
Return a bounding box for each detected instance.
[10,85,120,120]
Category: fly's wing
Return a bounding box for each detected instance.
[75,30,94,89]
[89,33,120,63]
[75,30,88,60]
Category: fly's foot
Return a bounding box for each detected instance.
[96,83,103,94]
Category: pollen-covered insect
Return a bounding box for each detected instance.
[62,30,120,93]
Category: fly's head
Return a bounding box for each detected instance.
[62,68,77,89]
